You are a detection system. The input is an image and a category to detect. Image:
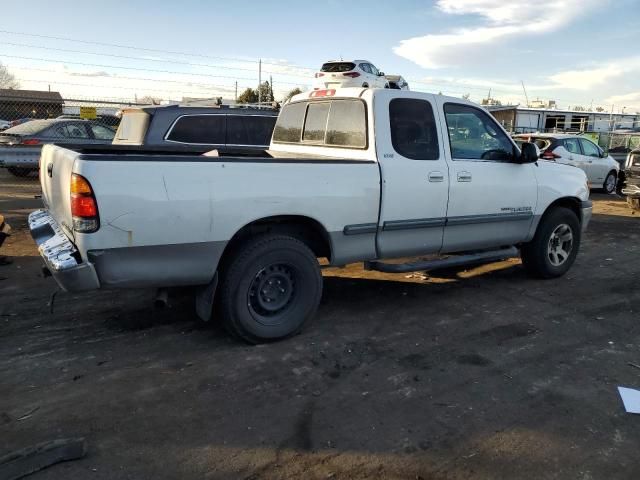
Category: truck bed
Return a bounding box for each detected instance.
[37,143,381,290]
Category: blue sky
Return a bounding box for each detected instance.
[1,0,639,111]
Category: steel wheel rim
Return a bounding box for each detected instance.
[248,263,296,325]
[547,223,574,266]
[606,174,616,192]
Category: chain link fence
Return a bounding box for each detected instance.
[0,95,146,182]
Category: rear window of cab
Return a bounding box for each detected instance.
[273,99,367,148]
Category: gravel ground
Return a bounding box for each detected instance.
[1,168,640,480]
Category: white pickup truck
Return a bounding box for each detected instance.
[29,88,592,343]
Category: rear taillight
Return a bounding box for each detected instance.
[21,138,40,145]
[541,149,561,160]
[315,73,324,78]
[70,173,99,233]
[343,72,360,78]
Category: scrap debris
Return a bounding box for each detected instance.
[0,438,87,480]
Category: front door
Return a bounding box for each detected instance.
[436,100,537,252]
[579,138,607,184]
[376,94,450,258]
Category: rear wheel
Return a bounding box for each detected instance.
[218,234,323,343]
[603,170,617,194]
[6,167,35,177]
[628,197,640,211]
[521,207,581,279]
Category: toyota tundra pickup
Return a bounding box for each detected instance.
[29,88,592,343]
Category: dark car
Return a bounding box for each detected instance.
[113,104,278,151]
[0,119,116,176]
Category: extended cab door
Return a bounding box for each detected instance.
[376,94,449,257]
[436,100,537,252]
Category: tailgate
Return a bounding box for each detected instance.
[39,144,78,239]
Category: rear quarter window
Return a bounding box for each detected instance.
[389,98,439,160]
[166,115,225,144]
[226,115,276,146]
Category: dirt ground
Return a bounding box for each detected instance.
[2,168,640,480]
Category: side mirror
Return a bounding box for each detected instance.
[520,142,538,164]
[378,71,385,76]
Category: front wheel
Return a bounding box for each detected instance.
[218,234,323,343]
[603,171,617,194]
[521,207,581,279]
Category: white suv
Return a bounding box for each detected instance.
[313,60,388,90]
[514,133,620,193]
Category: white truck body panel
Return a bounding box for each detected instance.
[33,88,591,293]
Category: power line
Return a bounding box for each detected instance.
[0,29,317,70]
[0,31,625,108]
[0,53,307,87]
[12,66,254,90]
[0,41,313,79]
[15,77,244,97]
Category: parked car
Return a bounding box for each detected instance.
[57,114,121,128]
[513,133,619,193]
[0,119,115,176]
[313,60,388,90]
[113,104,278,150]
[0,119,11,131]
[385,75,410,90]
[513,137,540,158]
[30,88,591,343]
[622,149,640,210]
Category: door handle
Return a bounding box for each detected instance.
[457,171,472,182]
[428,171,444,182]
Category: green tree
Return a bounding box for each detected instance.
[257,81,273,103]
[283,87,303,102]
[238,82,274,104]
[237,87,258,104]
[0,62,19,89]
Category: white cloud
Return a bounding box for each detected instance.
[394,0,601,68]
[545,56,640,90]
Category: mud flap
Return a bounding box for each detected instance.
[195,272,218,322]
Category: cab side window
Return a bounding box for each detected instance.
[389,98,439,160]
[444,103,515,161]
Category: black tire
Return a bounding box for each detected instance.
[628,197,640,211]
[603,170,617,194]
[521,207,581,279]
[7,167,34,177]
[218,234,323,343]
[362,83,369,88]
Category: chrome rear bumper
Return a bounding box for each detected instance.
[28,209,100,291]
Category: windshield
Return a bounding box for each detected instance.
[2,120,55,135]
[320,62,356,73]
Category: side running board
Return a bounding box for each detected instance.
[364,246,519,274]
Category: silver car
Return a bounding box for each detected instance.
[0,119,115,177]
